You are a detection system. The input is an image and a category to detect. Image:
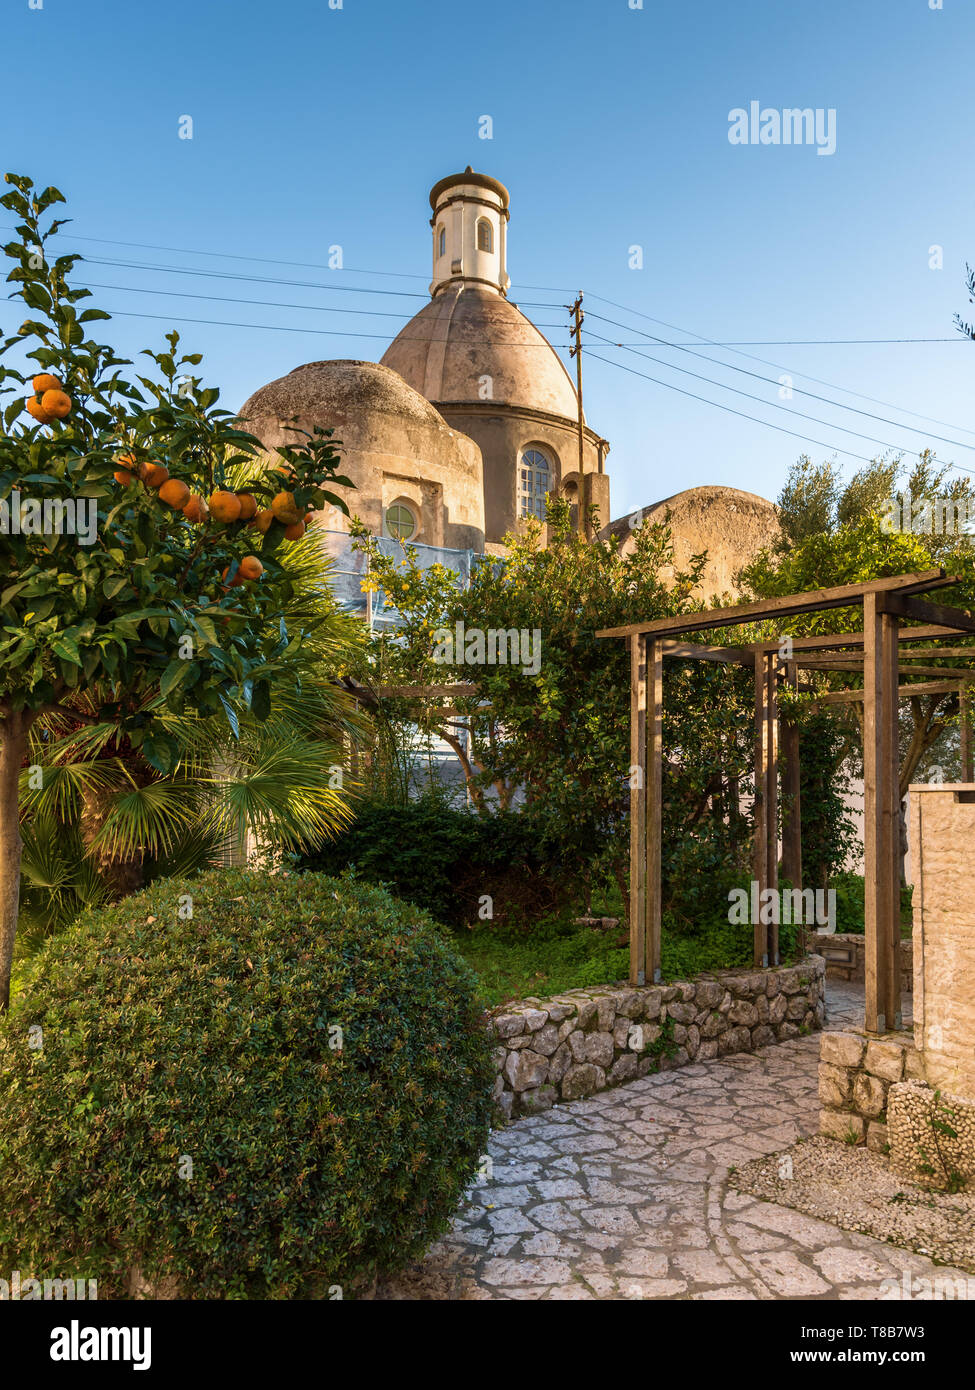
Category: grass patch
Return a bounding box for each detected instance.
[451,911,802,1008]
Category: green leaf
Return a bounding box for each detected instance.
[141,731,177,776]
[160,659,192,698]
[251,679,271,721]
[50,635,81,666]
[217,691,240,739]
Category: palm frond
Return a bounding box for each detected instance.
[86,781,204,861]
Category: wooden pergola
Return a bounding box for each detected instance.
[597,569,975,1033]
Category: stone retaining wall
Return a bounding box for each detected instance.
[819,1030,975,1190]
[818,1030,921,1154]
[488,956,826,1121]
[821,933,913,992]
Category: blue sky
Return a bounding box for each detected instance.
[3,0,973,524]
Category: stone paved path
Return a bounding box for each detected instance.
[378,982,974,1299]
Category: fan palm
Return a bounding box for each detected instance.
[19,522,369,948]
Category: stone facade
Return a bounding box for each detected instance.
[821,933,913,992]
[909,785,975,1098]
[818,1029,975,1190]
[488,956,826,1121]
[818,1029,922,1154]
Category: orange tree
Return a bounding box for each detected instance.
[0,174,352,1008]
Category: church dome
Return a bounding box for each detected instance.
[239,358,454,433]
[237,359,485,552]
[381,285,581,419]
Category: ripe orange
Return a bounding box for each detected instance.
[182,494,208,523]
[40,389,71,419]
[32,373,62,394]
[26,397,54,424]
[238,555,264,582]
[114,468,137,486]
[209,490,243,524]
[158,479,191,509]
[252,509,275,534]
[271,490,299,526]
[143,462,170,488]
[282,520,306,540]
[235,492,258,521]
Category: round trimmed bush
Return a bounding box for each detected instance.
[0,868,494,1298]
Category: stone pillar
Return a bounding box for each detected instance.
[909,784,975,1100]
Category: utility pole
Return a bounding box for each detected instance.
[567,292,587,536]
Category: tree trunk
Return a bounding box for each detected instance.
[79,780,146,901]
[0,714,30,1012]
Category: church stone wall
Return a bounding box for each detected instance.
[438,403,608,543]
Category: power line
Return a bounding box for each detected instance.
[586,350,875,464]
[7,221,971,466]
[0,223,570,294]
[585,330,961,461]
[82,255,431,299]
[86,305,576,350]
[585,292,975,437]
[585,313,975,455]
[588,348,975,479]
[76,279,566,332]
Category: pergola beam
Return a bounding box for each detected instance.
[880,592,975,634]
[797,662,975,680]
[752,625,964,653]
[812,679,974,705]
[597,569,953,640]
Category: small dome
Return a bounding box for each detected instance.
[381,286,581,420]
[238,358,454,432]
[601,486,780,600]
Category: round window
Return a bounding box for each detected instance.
[385,503,417,541]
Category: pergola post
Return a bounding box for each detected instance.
[752,653,778,966]
[766,655,780,965]
[629,635,647,986]
[646,638,663,984]
[863,594,902,1032]
[961,689,974,782]
[780,660,803,951]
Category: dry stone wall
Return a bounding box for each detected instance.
[488,956,825,1120]
[818,1030,922,1154]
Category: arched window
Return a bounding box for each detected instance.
[385,502,417,541]
[476,218,493,253]
[438,226,446,257]
[518,447,550,521]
